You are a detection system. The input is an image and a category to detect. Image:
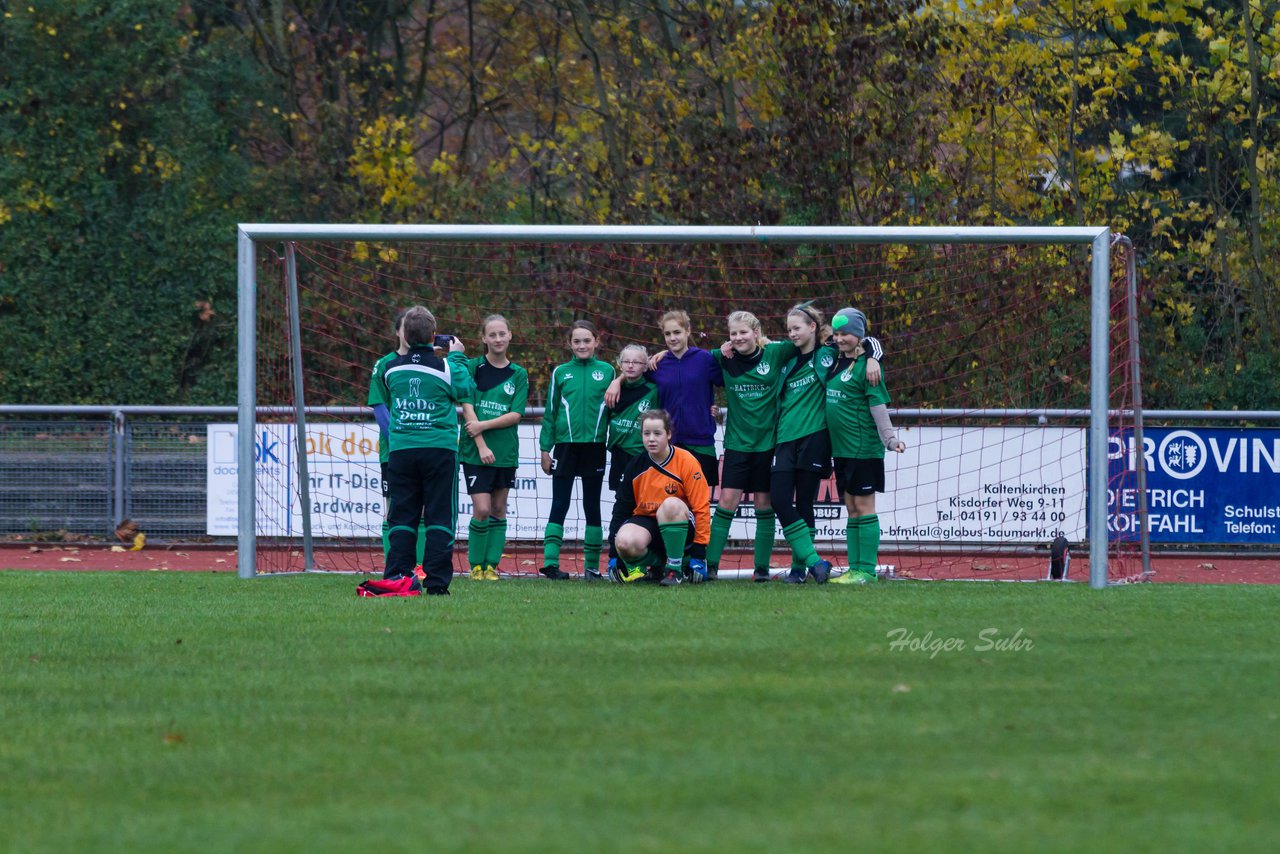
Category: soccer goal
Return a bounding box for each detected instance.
[232,224,1148,588]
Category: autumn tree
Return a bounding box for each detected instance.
[0,0,271,403]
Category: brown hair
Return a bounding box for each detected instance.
[480,314,510,355]
[568,319,598,340]
[640,408,673,434]
[401,306,437,346]
[788,303,831,341]
[481,314,510,335]
[659,310,690,331]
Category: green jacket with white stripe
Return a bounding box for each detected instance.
[539,356,616,451]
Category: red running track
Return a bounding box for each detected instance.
[4,545,1277,584]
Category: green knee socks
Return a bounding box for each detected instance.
[467,518,489,568]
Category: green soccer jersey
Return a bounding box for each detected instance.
[458,357,529,467]
[539,356,616,451]
[824,353,892,459]
[368,350,398,463]
[713,340,796,452]
[776,346,835,445]
[380,348,476,452]
[607,377,660,454]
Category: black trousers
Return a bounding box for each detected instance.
[385,447,457,591]
[772,468,823,530]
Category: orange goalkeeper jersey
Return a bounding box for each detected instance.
[610,446,711,545]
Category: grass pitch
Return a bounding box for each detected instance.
[2,572,1277,852]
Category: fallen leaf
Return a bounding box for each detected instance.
[162,732,185,746]
[972,563,993,572]
[28,546,41,553]
[1198,562,1217,570]
[214,559,226,564]
[110,546,126,553]
[59,557,82,563]
[129,533,146,551]
[892,683,912,693]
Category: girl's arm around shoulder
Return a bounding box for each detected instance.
[862,336,884,387]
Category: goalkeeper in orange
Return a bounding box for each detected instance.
[607,409,711,586]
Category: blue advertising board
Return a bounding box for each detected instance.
[1106,427,1280,544]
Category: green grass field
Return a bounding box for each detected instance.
[2,572,1277,853]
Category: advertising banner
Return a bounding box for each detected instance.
[210,423,1087,545]
[209,423,581,540]
[1107,427,1280,543]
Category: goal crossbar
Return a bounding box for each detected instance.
[236,223,1116,587]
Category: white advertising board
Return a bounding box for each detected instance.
[208,423,1086,545]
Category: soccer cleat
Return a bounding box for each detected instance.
[706,565,719,581]
[469,565,485,580]
[753,568,771,583]
[830,569,876,585]
[783,567,807,584]
[585,569,606,582]
[685,558,708,584]
[659,569,682,586]
[617,563,647,583]
[482,566,500,581]
[807,559,832,585]
[539,565,571,580]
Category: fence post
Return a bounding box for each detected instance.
[111,409,127,532]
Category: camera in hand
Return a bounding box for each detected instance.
[433,334,455,348]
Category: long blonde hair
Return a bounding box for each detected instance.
[727,310,770,345]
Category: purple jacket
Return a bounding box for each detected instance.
[649,346,723,448]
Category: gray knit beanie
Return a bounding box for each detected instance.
[831,307,867,338]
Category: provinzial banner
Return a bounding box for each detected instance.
[1106,426,1280,544]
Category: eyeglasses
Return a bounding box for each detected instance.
[620,360,647,366]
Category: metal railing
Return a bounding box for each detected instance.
[3,405,1277,543]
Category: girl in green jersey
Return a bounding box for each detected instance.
[707,311,800,581]
[604,343,660,579]
[606,344,660,492]
[460,315,529,581]
[539,320,616,580]
[823,307,906,584]
[770,304,887,582]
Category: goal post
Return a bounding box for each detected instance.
[235,223,1133,589]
